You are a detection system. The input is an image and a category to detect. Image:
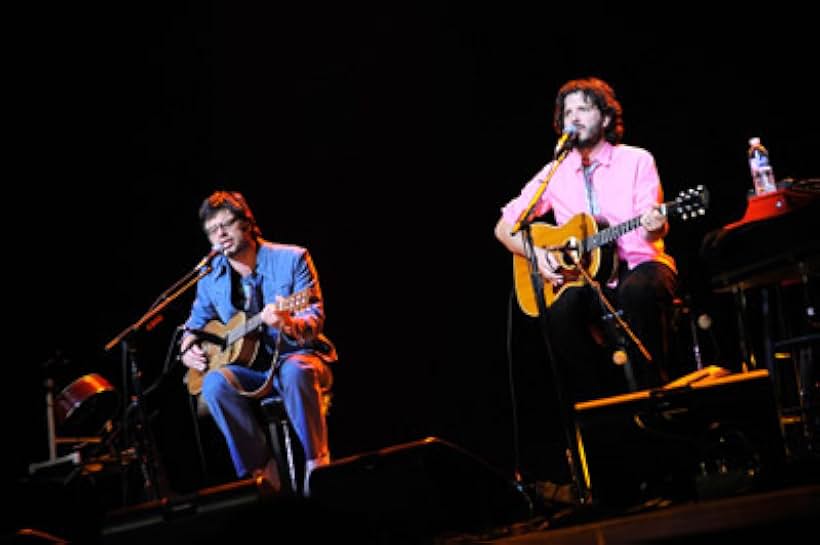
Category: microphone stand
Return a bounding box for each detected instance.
[559,246,652,393]
[510,147,591,506]
[105,263,213,503]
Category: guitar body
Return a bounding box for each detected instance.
[513,213,618,317]
[511,185,708,317]
[185,312,261,396]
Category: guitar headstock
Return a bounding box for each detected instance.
[668,185,709,221]
[279,287,313,312]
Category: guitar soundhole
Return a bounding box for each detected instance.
[559,237,582,270]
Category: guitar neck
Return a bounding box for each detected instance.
[584,202,669,252]
[224,289,309,346]
[226,313,263,346]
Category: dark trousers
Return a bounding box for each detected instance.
[546,261,677,402]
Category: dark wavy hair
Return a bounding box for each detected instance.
[198,190,262,239]
[553,77,624,144]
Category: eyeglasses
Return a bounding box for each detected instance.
[204,216,240,237]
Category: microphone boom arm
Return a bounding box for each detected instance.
[105,265,213,351]
[510,145,573,236]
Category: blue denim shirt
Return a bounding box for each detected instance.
[184,240,337,363]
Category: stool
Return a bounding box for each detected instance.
[260,396,299,495]
[189,394,301,493]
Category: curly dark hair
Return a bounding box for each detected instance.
[198,190,262,239]
[553,77,624,144]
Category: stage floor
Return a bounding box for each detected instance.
[468,482,820,544]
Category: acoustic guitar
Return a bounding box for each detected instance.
[513,186,708,317]
[185,287,312,395]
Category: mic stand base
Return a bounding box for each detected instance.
[102,261,213,505]
[118,341,165,504]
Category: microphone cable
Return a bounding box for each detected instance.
[505,287,524,484]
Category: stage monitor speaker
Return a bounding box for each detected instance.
[308,436,533,541]
[574,369,786,509]
[99,477,309,544]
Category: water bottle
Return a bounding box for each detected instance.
[748,137,777,195]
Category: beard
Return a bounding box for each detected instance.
[576,123,604,149]
[222,236,251,258]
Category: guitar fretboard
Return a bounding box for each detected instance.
[585,216,643,252]
[225,289,311,345]
[583,202,677,252]
[227,314,263,345]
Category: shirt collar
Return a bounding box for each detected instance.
[569,141,615,171]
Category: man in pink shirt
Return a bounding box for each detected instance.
[495,77,677,400]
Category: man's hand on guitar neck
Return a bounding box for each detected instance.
[180,334,208,372]
[640,205,668,240]
[260,297,297,337]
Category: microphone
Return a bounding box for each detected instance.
[194,243,223,271]
[553,125,578,157]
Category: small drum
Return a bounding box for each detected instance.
[54,373,119,436]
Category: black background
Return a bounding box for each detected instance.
[7,2,819,494]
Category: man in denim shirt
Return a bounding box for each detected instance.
[180,190,336,494]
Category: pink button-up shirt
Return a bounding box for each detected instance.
[501,142,676,273]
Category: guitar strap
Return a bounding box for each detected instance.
[216,330,282,400]
[216,365,275,400]
[214,362,275,400]
[194,364,272,419]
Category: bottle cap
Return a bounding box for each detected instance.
[748,137,761,146]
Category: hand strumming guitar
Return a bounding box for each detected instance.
[538,247,564,286]
[180,334,208,372]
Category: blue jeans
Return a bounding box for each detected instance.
[201,353,333,477]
